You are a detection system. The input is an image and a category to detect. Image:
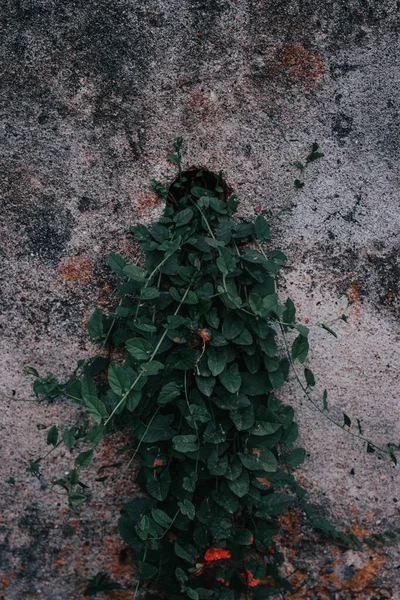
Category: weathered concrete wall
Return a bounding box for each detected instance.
[1,0,399,598]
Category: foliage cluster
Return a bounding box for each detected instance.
[27,141,398,599]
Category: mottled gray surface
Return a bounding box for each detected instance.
[1,0,400,598]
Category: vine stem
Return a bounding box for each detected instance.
[133,546,147,600]
[104,281,194,426]
[113,407,160,482]
[253,239,393,458]
[190,199,216,240]
[134,244,177,321]
[278,321,392,457]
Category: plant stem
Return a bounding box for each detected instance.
[105,282,193,426]
[278,322,392,457]
[190,199,216,240]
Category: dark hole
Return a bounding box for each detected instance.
[119,547,132,565]
[167,167,232,210]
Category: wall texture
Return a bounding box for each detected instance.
[1,0,399,598]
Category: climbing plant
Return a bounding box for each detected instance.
[27,140,398,599]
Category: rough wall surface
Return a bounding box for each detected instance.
[1,0,399,598]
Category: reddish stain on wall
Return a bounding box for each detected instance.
[270,43,325,87]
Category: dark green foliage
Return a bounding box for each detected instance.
[26,144,397,599]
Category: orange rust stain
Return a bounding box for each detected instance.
[189,90,209,109]
[348,280,362,314]
[1,577,11,587]
[58,255,94,284]
[102,537,134,592]
[55,558,66,568]
[269,507,391,599]
[271,43,325,87]
[136,191,160,211]
[255,477,271,487]
[96,281,115,311]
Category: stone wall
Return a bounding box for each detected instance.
[1,0,399,598]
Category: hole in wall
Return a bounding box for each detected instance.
[167,167,232,209]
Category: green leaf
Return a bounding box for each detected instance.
[320,323,337,338]
[138,562,158,581]
[248,293,265,316]
[107,253,126,276]
[151,508,172,528]
[83,395,109,424]
[306,151,324,163]
[175,567,189,584]
[140,361,164,375]
[75,449,94,470]
[238,448,277,472]
[216,247,236,275]
[343,413,351,428]
[186,589,199,600]
[294,179,304,189]
[227,469,250,497]
[233,529,253,545]
[191,186,214,198]
[143,415,176,443]
[140,287,160,300]
[304,368,315,387]
[25,366,40,377]
[268,362,288,390]
[209,518,233,541]
[186,404,211,425]
[126,338,154,361]
[240,372,271,396]
[222,313,244,340]
[108,364,130,396]
[291,334,309,363]
[219,363,241,393]
[294,324,309,337]
[233,223,255,239]
[196,375,216,397]
[88,309,104,342]
[323,389,328,410]
[167,153,180,165]
[46,425,58,447]
[287,448,306,467]
[255,215,271,240]
[259,336,277,358]
[174,208,194,226]
[158,381,181,405]
[126,390,141,411]
[183,472,198,492]
[230,405,254,431]
[207,347,227,377]
[62,427,75,450]
[173,434,199,453]
[249,421,281,436]
[292,161,304,172]
[144,469,171,501]
[175,542,198,564]
[68,494,88,510]
[178,499,196,520]
[203,421,226,444]
[85,425,104,446]
[256,493,296,517]
[208,450,228,476]
[123,264,146,281]
[233,328,253,346]
[82,376,97,398]
[213,484,238,514]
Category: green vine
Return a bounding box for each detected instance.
[26,141,398,599]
